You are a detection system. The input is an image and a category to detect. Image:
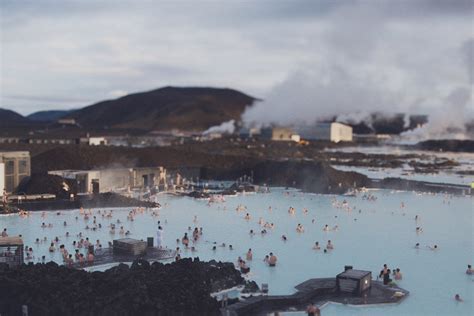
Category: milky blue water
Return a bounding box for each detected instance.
[1,188,472,315]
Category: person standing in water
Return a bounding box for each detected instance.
[246,249,253,261]
[156,226,163,248]
[268,253,277,267]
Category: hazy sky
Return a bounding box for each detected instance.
[1,0,472,117]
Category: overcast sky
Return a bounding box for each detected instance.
[0,0,472,117]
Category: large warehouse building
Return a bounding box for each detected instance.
[298,122,353,143]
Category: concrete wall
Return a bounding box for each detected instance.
[330,123,353,143]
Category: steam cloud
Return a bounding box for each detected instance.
[242,2,473,140]
[203,120,236,135]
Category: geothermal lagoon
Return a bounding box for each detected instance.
[2,187,472,315]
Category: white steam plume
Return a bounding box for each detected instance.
[241,3,472,139]
[203,120,235,135]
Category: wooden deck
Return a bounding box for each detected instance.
[222,278,409,316]
[71,247,175,269]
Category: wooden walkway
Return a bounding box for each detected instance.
[71,247,175,269]
[222,278,409,316]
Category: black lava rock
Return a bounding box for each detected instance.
[0,259,245,316]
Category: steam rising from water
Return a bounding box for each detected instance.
[203,120,235,135]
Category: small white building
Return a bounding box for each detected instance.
[88,137,108,146]
[298,122,353,143]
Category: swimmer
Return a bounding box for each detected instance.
[48,243,55,252]
[296,224,304,233]
[428,245,438,250]
[75,249,80,260]
[66,254,74,267]
[246,249,253,261]
[394,268,402,280]
[326,240,334,250]
[415,243,420,249]
[268,252,277,267]
[313,242,320,250]
[282,235,287,241]
[466,265,473,275]
[182,233,189,247]
[263,255,269,263]
[323,224,330,232]
[240,261,250,274]
[454,294,463,302]
[87,252,94,263]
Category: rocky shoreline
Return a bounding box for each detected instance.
[1,192,159,213]
[0,258,250,316]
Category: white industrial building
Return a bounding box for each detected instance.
[298,122,353,143]
[261,127,300,142]
[49,167,168,194]
[88,137,108,146]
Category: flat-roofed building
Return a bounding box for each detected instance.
[261,127,300,142]
[0,151,31,194]
[49,166,168,194]
[298,122,353,143]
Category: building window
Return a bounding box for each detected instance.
[5,175,14,192]
[18,159,28,174]
[5,160,14,175]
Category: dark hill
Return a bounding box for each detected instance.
[27,110,75,122]
[415,139,474,153]
[0,108,30,126]
[66,86,258,131]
